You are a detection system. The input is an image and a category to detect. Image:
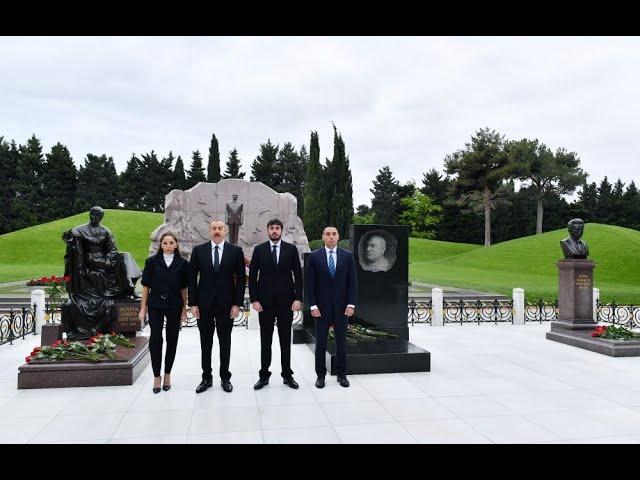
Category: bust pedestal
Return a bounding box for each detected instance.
[547,259,640,357]
[553,259,596,330]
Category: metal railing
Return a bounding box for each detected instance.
[597,301,640,330]
[444,299,514,324]
[0,305,37,346]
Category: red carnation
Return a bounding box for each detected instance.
[25,356,32,363]
[52,340,62,347]
[63,275,71,283]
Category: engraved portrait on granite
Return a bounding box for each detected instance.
[357,229,397,272]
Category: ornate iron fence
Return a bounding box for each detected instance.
[408,299,432,325]
[597,301,640,329]
[0,305,37,345]
[524,299,558,323]
[443,299,514,324]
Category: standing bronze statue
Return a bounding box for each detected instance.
[61,206,142,340]
[225,194,243,245]
[560,218,589,259]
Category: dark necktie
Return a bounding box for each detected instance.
[214,245,220,272]
[272,244,278,265]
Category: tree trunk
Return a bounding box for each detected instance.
[484,186,491,247]
[536,197,544,235]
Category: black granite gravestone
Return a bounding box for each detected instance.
[293,225,430,374]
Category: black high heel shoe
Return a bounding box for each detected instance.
[153,387,161,394]
[163,374,171,391]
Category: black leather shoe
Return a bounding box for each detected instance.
[337,375,350,388]
[254,378,269,390]
[195,379,212,394]
[221,380,233,393]
[315,377,325,389]
[283,376,299,389]
[162,385,171,391]
[153,387,161,394]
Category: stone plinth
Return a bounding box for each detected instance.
[557,259,595,323]
[18,336,150,389]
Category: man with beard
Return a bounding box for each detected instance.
[249,219,303,390]
[189,220,246,394]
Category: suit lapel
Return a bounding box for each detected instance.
[206,242,214,271]
[220,243,233,271]
[335,248,344,277]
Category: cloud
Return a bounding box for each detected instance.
[1,36,638,206]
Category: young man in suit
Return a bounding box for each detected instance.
[189,220,246,394]
[306,226,357,388]
[249,219,303,390]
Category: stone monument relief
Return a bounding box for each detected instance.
[149,179,310,262]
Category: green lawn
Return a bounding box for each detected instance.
[410,224,640,303]
[0,210,164,282]
[1,213,638,304]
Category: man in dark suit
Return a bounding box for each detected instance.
[249,219,303,390]
[306,226,357,388]
[189,220,246,394]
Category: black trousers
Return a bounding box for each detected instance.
[258,302,293,379]
[315,311,347,377]
[148,307,181,377]
[197,305,233,382]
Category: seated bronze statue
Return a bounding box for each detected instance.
[61,206,142,340]
[560,218,589,259]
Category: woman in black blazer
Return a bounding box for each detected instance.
[138,232,190,393]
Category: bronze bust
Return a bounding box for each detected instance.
[560,218,589,259]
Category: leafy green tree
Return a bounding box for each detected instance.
[399,191,442,238]
[445,128,510,246]
[507,138,586,234]
[222,148,245,179]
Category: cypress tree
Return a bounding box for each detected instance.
[186,150,206,188]
[303,131,327,240]
[325,125,353,237]
[222,148,245,179]
[207,132,221,182]
[173,155,187,190]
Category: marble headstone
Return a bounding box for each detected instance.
[149,180,310,262]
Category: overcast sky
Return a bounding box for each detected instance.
[1,36,639,206]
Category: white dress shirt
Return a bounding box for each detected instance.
[270,240,281,264]
[163,253,174,267]
[310,246,355,312]
[211,240,225,266]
